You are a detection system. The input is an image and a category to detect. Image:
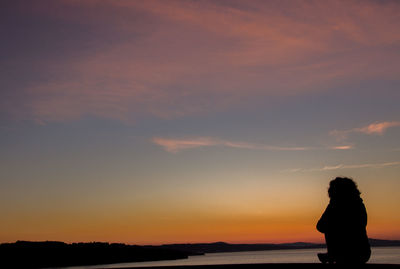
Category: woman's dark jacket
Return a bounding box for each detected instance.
[317,197,371,263]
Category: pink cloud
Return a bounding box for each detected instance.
[356,121,400,135]
[152,137,312,153]
[152,137,219,153]
[329,145,354,150]
[152,136,351,153]
[331,121,400,140]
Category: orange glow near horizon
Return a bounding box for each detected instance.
[3,214,399,245]
[1,0,400,246]
[2,193,400,245]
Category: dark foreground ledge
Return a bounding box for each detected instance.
[108,263,400,269]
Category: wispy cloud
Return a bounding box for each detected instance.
[152,137,351,153]
[285,161,400,173]
[3,1,400,123]
[356,121,400,135]
[331,121,400,141]
[329,145,354,150]
[152,137,220,153]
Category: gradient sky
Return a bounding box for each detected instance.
[1,0,400,245]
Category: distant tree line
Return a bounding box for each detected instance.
[0,241,192,268]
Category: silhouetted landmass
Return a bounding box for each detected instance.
[369,239,400,247]
[158,241,324,254]
[1,239,399,268]
[159,238,400,254]
[0,241,193,268]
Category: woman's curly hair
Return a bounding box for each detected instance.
[328,177,361,200]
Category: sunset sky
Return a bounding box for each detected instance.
[1,0,400,245]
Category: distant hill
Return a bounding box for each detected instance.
[158,241,324,254]
[159,238,400,254]
[369,238,400,247]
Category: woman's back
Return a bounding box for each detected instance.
[317,177,371,264]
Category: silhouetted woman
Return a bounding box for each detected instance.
[317,177,371,264]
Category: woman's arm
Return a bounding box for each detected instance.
[317,204,331,233]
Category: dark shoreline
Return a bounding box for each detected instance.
[0,241,192,269]
[155,239,400,254]
[1,239,399,269]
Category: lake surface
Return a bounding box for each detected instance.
[62,247,400,269]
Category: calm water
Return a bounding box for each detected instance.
[62,247,400,269]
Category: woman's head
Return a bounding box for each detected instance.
[328,177,361,201]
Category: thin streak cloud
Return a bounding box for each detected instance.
[329,145,354,150]
[152,137,351,153]
[285,161,400,173]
